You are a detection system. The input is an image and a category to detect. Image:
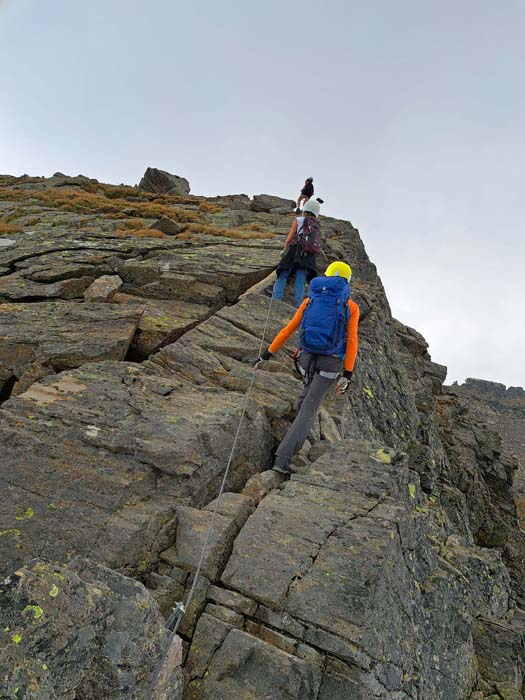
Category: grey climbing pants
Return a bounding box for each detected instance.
[274,353,343,468]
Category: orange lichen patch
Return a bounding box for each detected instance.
[20,384,70,406]
[115,228,168,239]
[22,377,87,406]
[182,223,276,240]
[0,304,24,313]
[0,219,18,234]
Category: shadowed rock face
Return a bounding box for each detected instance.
[0,172,524,699]
[453,378,525,528]
[0,301,141,390]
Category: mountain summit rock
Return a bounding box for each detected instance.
[139,167,191,195]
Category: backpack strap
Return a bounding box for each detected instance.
[293,217,305,247]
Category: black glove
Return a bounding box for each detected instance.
[336,371,352,395]
[254,349,273,368]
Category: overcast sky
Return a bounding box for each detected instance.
[1,0,523,387]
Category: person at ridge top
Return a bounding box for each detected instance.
[273,198,321,308]
[256,260,359,476]
[296,176,314,212]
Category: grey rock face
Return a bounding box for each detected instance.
[0,558,183,700]
[0,301,140,387]
[149,215,186,235]
[139,167,190,195]
[1,171,525,699]
[207,193,251,209]
[195,628,322,700]
[83,274,123,301]
[454,378,525,529]
[0,362,272,576]
[184,442,525,699]
[111,293,211,357]
[251,193,295,212]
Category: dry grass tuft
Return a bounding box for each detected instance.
[183,223,276,240]
[175,231,194,240]
[114,218,148,231]
[0,219,18,235]
[115,228,168,239]
[198,202,225,214]
[94,182,208,208]
[237,223,268,232]
[0,186,201,223]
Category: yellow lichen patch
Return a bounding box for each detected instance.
[0,529,21,537]
[11,633,22,644]
[372,449,392,464]
[15,507,34,521]
[48,584,59,598]
[23,605,44,620]
[31,562,50,574]
[363,386,374,399]
[408,483,417,500]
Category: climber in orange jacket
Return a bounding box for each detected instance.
[255,261,359,475]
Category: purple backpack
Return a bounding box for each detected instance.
[295,217,321,255]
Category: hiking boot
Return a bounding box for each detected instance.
[272,463,294,476]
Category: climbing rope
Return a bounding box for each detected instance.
[149,291,276,695]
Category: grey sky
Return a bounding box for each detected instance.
[1,0,524,387]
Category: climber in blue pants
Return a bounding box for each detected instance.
[273,199,322,307]
[272,267,307,308]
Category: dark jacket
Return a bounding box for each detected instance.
[301,181,314,198]
[276,244,317,281]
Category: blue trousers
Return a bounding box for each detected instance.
[272,268,307,307]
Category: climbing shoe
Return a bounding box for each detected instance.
[272,463,294,476]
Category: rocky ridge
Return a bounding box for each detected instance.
[0,169,524,699]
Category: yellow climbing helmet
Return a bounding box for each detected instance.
[325,261,352,280]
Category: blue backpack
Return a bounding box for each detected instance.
[299,276,350,356]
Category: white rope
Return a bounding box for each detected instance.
[149,292,276,695]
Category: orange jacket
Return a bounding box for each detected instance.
[269,298,360,372]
